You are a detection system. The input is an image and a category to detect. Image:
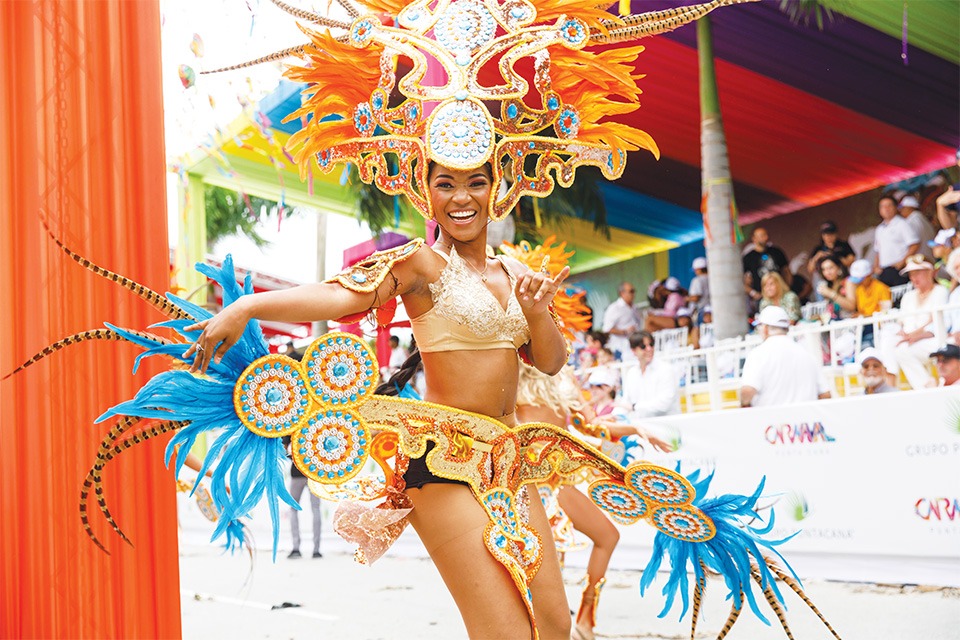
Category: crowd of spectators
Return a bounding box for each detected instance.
[566,175,960,413]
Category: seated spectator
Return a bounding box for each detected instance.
[879,255,948,390]
[740,306,830,407]
[929,228,958,282]
[931,344,960,386]
[944,248,960,342]
[850,259,892,317]
[645,277,686,332]
[899,195,936,260]
[620,331,680,418]
[815,255,856,320]
[595,346,621,390]
[698,306,715,349]
[688,257,710,319]
[808,220,856,276]
[676,308,697,348]
[849,259,891,348]
[586,368,619,416]
[873,194,920,287]
[758,272,801,324]
[584,331,606,356]
[857,347,897,394]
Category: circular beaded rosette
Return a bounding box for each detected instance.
[434,0,496,54]
[588,480,648,525]
[301,334,378,407]
[234,356,311,437]
[234,332,380,485]
[625,464,694,506]
[292,411,370,482]
[651,505,715,543]
[426,98,494,169]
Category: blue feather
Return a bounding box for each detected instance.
[97,254,293,557]
[640,469,801,626]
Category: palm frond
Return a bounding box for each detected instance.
[204,185,277,249]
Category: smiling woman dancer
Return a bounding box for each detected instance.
[185,161,574,638]
[8,2,846,639]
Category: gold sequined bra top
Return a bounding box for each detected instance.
[410,246,530,353]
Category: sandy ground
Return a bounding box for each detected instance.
[178,510,959,640]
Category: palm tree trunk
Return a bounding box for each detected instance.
[698,16,748,340]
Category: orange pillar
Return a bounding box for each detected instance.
[0,1,181,638]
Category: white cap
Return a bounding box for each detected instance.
[587,368,617,388]
[676,307,692,318]
[664,276,681,291]
[849,259,872,282]
[646,279,661,299]
[899,195,920,210]
[929,227,956,247]
[692,257,708,270]
[857,347,883,367]
[755,305,791,329]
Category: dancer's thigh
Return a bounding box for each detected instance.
[525,485,573,640]
[406,483,532,639]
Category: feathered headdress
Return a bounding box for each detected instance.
[219,0,757,221]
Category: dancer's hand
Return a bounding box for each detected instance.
[183,300,253,373]
[636,428,674,453]
[515,266,570,316]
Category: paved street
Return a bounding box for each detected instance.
[178,502,959,640]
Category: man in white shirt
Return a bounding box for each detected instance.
[602,282,642,361]
[688,257,710,320]
[873,194,920,287]
[620,331,680,418]
[740,306,830,407]
[386,335,407,377]
[899,195,936,260]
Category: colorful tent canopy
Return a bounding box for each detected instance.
[182,0,958,274]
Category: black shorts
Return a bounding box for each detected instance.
[402,441,468,489]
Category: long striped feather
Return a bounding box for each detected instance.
[3,328,177,380]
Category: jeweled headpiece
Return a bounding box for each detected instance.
[254,0,755,220]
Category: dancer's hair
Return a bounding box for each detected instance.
[375,348,422,396]
[516,362,583,415]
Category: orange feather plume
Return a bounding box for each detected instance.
[499,237,593,343]
[530,0,617,32]
[284,25,384,174]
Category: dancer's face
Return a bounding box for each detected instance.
[429,164,492,242]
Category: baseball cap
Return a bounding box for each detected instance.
[899,254,933,275]
[928,227,956,248]
[849,259,872,283]
[856,347,883,367]
[753,305,791,329]
[664,276,681,292]
[676,307,692,318]
[819,221,838,234]
[587,368,618,388]
[692,257,708,270]
[899,195,920,210]
[929,344,960,360]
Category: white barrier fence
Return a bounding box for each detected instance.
[657,302,960,411]
[609,388,960,586]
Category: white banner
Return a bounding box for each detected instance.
[608,388,960,585]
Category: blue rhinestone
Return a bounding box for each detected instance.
[246,374,253,381]
[337,470,344,477]
[284,365,291,372]
[242,405,249,411]
[266,388,283,404]
[547,96,558,110]
[357,448,365,456]
[242,384,249,390]
[506,104,518,119]
[323,435,340,452]
[240,395,248,402]
[255,367,262,374]
[309,464,316,472]
[333,362,348,377]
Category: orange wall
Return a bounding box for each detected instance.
[0,1,181,637]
